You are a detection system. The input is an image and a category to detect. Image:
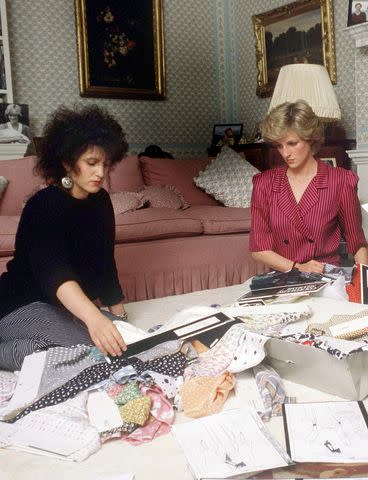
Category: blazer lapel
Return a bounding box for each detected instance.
[298,159,329,217]
[274,160,328,240]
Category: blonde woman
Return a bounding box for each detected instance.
[250,100,368,273]
[0,103,32,143]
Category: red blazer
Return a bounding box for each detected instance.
[249,159,367,265]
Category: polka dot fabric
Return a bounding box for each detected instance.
[7,357,130,423]
[131,351,187,377]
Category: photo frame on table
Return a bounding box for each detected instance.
[212,123,243,146]
[347,1,368,26]
[252,0,336,97]
[251,122,263,142]
[75,0,166,100]
[321,157,337,168]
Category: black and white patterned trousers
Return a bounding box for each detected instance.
[0,302,94,371]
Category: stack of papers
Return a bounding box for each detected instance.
[172,406,292,479]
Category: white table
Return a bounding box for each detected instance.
[1,282,368,480]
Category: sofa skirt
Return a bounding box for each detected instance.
[115,234,267,303]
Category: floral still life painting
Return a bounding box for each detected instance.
[76,0,165,99]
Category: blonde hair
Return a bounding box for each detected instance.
[5,103,22,118]
[261,100,324,153]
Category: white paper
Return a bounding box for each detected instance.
[113,320,148,344]
[329,316,368,337]
[87,390,123,432]
[0,405,96,459]
[174,316,221,336]
[361,202,368,213]
[284,401,368,463]
[1,350,46,419]
[224,371,264,413]
[172,407,291,479]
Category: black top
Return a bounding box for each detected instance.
[0,185,123,319]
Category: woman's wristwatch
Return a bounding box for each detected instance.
[114,311,128,321]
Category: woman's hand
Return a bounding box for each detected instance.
[295,260,324,274]
[86,313,127,357]
[56,280,127,357]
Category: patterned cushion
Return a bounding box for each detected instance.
[110,191,146,215]
[140,185,190,210]
[0,176,8,199]
[194,146,259,207]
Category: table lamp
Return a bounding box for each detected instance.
[268,64,341,122]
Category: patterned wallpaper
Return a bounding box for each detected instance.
[6,0,357,158]
[355,46,368,147]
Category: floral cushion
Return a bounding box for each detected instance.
[140,185,190,210]
[193,146,259,207]
[0,176,8,199]
[110,191,146,215]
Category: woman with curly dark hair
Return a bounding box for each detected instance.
[0,105,129,370]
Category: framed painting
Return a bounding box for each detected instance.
[253,0,336,97]
[75,0,166,100]
[347,1,368,26]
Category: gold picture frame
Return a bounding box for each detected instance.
[75,0,166,100]
[253,0,336,97]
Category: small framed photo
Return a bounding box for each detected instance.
[212,123,243,146]
[347,1,368,26]
[321,157,337,168]
[0,103,32,144]
[251,122,263,142]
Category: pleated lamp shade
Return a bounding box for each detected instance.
[268,64,341,122]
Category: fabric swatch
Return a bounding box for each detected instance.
[180,372,236,418]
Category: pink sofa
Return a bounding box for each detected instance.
[0,155,266,302]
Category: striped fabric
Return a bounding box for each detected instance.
[249,159,367,265]
[0,302,92,371]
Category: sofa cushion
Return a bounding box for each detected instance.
[194,147,259,207]
[139,156,221,206]
[181,205,251,234]
[114,208,202,243]
[110,191,146,215]
[108,155,145,193]
[0,176,8,199]
[0,156,41,215]
[140,185,190,210]
[0,216,19,256]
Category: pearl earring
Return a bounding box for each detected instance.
[61,176,73,189]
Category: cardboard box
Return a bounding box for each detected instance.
[265,338,368,400]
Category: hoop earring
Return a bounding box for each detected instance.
[61,176,73,189]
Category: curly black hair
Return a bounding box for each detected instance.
[35,104,128,183]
